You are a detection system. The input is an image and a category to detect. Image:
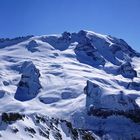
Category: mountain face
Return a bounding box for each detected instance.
[0,30,140,140]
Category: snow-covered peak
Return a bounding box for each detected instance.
[0,30,140,139]
[39,30,139,67]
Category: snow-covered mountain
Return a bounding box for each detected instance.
[0,30,140,140]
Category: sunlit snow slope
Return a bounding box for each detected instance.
[0,30,140,140]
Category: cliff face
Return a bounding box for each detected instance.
[85,80,139,111]
[14,61,41,101]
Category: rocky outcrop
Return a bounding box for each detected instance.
[72,30,139,66]
[61,31,71,41]
[1,112,24,123]
[107,36,140,57]
[127,82,140,91]
[40,30,140,68]
[0,113,98,140]
[75,42,105,67]
[118,62,137,79]
[0,35,33,49]
[41,31,71,51]
[71,30,89,45]
[84,80,102,109]
[14,61,41,101]
[26,40,38,52]
[0,90,5,98]
[87,107,140,123]
[84,80,139,121]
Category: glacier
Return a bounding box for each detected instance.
[0,30,140,140]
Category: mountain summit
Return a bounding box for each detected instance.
[0,30,140,140]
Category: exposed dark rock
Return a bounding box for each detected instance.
[127,82,140,91]
[52,131,62,140]
[41,32,71,51]
[35,114,46,123]
[1,112,24,123]
[11,127,19,133]
[0,112,98,140]
[84,80,102,109]
[107,36,140,57]
[3,81,9,86]
[65,121,79,140]
[0,90,5,98]
[80,131,95,140]
[25,127,36,135]
[0,35,33,48]
[61,31,71,41]
[84,80,140,122]
[118,62,137,79]
[26,40,39,52]
[39,128,49,139]
[88,107,140,123]
[14,61,41,101]
[75,42,105,67]
[71,30,89,45]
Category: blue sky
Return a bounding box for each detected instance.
[0,0,140,51]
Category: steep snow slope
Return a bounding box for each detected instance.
[0,30,140,140]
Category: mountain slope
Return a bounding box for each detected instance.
[0,30,140,140]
